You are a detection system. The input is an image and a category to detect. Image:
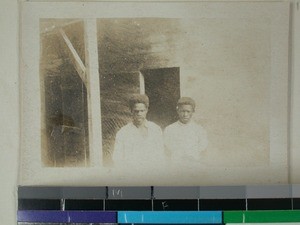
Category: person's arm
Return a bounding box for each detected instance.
[198,126,208,155]
[113,130,124,165]
[156,126,164,149]
[163,127,173,159]
[199,127,208,161]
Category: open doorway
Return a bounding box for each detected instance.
[141,67,180,129]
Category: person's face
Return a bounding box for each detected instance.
[177,104,194,124]
[132,103,148,125]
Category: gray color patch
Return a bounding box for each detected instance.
[61,187,106,199]
[154,186,199,199]
[18,186,63,199]
[291,184,300,197]
[199,186,246,199]
[108,187,151,199]
[246,185,291,198]
[18,186,107,199]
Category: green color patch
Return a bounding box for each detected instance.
[224,210,300,223]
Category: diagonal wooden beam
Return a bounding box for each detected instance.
[59,28,87,85]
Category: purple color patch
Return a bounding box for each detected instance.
[17,210,117,223]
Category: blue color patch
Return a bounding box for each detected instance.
[118,211,222,224]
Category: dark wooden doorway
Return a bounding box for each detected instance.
[141,67,180,129]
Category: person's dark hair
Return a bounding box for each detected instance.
[129,94,149,110]
[177,97,196,111]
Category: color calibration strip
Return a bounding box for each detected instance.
[17,185,300,223]
[17,210,300,223]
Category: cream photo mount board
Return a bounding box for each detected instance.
[20,1,290,186]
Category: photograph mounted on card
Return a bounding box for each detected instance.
[20,1,289,186]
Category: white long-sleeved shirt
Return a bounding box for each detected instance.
[113,120,164,169]
[164,120,208,163]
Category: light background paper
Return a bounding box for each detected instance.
[0,0,300,224]
[19,1,289,186]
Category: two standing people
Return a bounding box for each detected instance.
[113,94,208,168]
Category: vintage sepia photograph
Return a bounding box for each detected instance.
[20,1,289,185]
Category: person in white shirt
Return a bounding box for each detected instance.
[113,94,164,170]
[164,97,208,165]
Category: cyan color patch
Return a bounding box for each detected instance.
[118,211,222,224]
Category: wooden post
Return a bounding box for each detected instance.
[139,71,145,94]
[84,19,102,166]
